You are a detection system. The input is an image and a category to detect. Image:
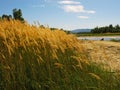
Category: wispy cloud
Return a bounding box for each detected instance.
[61,5,95,14]
[85,10,95,14]
[58,0,80,5]
[62,5,84,13]
[78,16,89,19]
[57,0,95,14]
[45,0,96,19]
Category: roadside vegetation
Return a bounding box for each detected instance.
[0,20,120,90]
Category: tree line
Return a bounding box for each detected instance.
[91,24,120,33]
[0,8,24,22]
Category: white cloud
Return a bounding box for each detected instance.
[61,5,95,14]
[85,10,96,14]
[62,5,84,12]
[78,16,89,19]
[58,0,80,5]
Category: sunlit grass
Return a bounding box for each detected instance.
[0,20,120,90]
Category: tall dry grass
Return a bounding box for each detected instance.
[0,20,120,90]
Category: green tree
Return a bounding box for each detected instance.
[115,24,120,32]
[13,8,24,22]
[109,24,114,33]
[91,26,99,33]
[91,24,120,33]
[2,14,12,20]
[0,16,2,20]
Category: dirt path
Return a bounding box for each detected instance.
[82,41,120,72]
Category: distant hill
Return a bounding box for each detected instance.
[71,29,91,33]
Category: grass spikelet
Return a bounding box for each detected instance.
[89,73,101,80]
[1,54,6,59]
[54,63,63,68]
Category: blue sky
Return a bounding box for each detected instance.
[0,0,120,30]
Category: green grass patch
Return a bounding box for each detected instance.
[75,33,120,37]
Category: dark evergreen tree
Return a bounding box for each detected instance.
[91,24,120,33]
[13,8,24,22]
[115,24,120,32]
[91,26,99,33]
[108,24,114,32]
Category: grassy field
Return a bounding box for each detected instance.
[75,33,120,37]
[0,20,120,90]
[81,40,120,71]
